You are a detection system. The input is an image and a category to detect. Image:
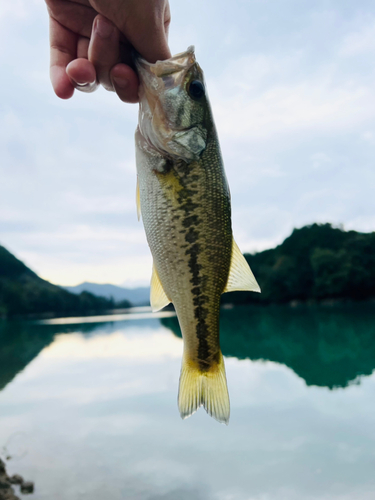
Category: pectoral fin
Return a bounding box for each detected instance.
[136,177,141,221]
[150,264,171,312]
[224,239,261,293]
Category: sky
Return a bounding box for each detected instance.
[1,0,375,287]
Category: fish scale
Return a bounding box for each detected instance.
[135,47,260,423]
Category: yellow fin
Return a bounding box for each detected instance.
[178,353,230,425]
[136,177,141,221]
[224,239,261,293]
[150,264,171,312]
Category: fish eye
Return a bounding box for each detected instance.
[188,80,205,100]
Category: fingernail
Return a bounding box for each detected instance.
[112,76,129,89]
[75,78,96,85]
[76,81,95,87]
[73,80,98,93]
[96,18,114,38]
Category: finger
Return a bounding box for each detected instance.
[66,58,99,93]
[46,0,96,39]
[95,2,171,63]
[88,15,120,91]
[49,16,77,99]
[128,23,171,64]
[67,36,99,93]
[77,36,89,58]
[46,0,91,8]
[111,64,139,103]
[164,2,171,41]
[125,3,171,63]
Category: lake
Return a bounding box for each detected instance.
[1,304,375,500]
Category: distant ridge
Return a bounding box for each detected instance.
[2,223,373,318]
[0,245,124,319]
[63,282,150,306]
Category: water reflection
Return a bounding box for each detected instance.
[1,305,375,500]
[161,304,375,389]
[0,321,55,392]
[0,318,167,392]
[1,304,375,395]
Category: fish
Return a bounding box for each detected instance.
[134,46,260,424]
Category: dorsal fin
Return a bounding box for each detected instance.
[224,239,261,293]
[150,264,171,312]
[136,177,141,221]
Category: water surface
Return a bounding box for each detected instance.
[1,304,375,499]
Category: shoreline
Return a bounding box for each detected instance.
[1,298,374,323]
[0,458,34,500]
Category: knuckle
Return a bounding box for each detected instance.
[50,43,72,56]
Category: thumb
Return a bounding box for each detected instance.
[132,28,171,63]
[91,0,171,63]
[122,2,171,63]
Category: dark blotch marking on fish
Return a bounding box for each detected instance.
[152,158,173,176]
[163,158,174,174]
[196,320,210,369]
[173,160,217,370]
[184,236,210,369]
[185,228,199,244]
[185,243,202,286]
[182,215,199,228]
[193,295,209,312]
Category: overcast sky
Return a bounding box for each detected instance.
[1,0,375,287]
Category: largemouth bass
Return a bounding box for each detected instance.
[135,46,260,424]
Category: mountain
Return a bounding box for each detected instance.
[0,245,118,319]
[63,282,150,306]
[1,223,373,317]
[222,223,375,305]
[63,224,375,308]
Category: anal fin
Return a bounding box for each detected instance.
[150,264,171,312]
[224,238,261,293]
[178,352,230,425]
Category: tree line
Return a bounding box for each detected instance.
[0,245,130,318]
[223,223,375,305]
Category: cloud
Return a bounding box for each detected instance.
[208,49,375,142]
[1,0,375,285]
[339,19,375,56]
[0,0,42,22]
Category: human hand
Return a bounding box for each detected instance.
[45,0,171,102]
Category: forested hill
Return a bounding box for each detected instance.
[0,245,119,319]
[224,223,375,305]
[1,223,374,317]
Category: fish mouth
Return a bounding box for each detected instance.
[135,46,199,143]
[135,46,196,78]
[135,47,207,162]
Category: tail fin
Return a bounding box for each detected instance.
[178,353,230,425]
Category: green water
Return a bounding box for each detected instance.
[0,304,375,499]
